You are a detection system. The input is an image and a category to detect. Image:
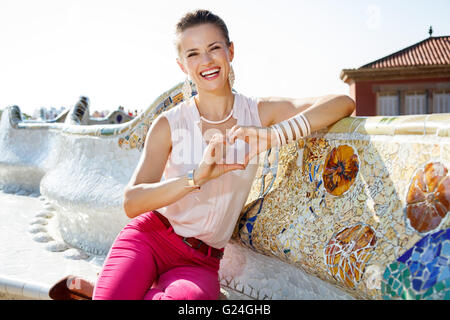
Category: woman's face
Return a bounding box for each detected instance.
[177,23,234,94]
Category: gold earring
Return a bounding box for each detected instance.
[229,64,235,89]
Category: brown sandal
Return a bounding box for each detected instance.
[49,275,94,300]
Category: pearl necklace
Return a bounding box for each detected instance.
[195,97,234,124]
[200,108,234,124]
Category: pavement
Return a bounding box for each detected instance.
[0,191,102,299]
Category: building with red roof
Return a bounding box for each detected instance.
[340,34,450,116]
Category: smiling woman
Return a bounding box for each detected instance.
[175,11,235,105]
[49,9,355,301]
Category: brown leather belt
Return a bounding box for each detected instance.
[154,211,224,260]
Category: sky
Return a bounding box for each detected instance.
[0,0,449,116]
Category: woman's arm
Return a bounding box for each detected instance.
[227,94,356,167]
[123,115,206,219]
[258,94,355,129]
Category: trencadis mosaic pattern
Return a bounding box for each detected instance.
[111,85,449,299]
[324,223,377,288]
[405,162,449,234]
[118,91,185,151]
[322,145,359,197]
[382,228,449,300]
[5,81,449,300]
[236,124,449,300]
[9,82,190,139]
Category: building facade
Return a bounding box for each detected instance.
[341,36,450,116]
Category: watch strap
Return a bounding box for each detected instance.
[185,169,201,192]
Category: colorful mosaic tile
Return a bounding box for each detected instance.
[117,84,189,151]
[382,228,450,300]
[305,162,326,217]
[323,145,359,196]
[237,130,449,299]
[324,223,377,288]
[118,122,150,151]
[172,92,184,105]
[406,162,450,234]
[239,148,279,248]
[303,138,329,164]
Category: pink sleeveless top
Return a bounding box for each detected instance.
[157,93,262,249]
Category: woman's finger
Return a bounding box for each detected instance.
[211,135,228,164]
[228,127,245,144]
[218,162,245,174]
[226,125,239,143]
[203,143,216,165]
[226,126,237,144]
[203,134,222,165]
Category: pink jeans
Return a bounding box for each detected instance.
[92,210,222,300]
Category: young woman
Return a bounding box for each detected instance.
[49,9,355,300]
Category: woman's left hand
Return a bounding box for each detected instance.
[226,125,279,168]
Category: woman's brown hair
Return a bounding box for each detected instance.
[175,9,231,52]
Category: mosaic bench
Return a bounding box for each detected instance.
[0,82,448,300]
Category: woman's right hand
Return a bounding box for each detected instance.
[193,133,245,185]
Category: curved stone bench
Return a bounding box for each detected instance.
[0,96,133,195]
[0,84,180,255]
[63,96,134,125]
[88,110,133,125]
[238,113,449,300]
[0,82,448,300]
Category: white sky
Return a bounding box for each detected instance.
[1,0,449,115]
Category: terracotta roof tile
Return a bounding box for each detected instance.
[361,36,450,69]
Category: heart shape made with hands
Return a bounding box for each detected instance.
[201,133,250,166]
[222,138,249,165]
[202,125,269,167]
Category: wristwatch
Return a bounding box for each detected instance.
[185,169,201,192]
